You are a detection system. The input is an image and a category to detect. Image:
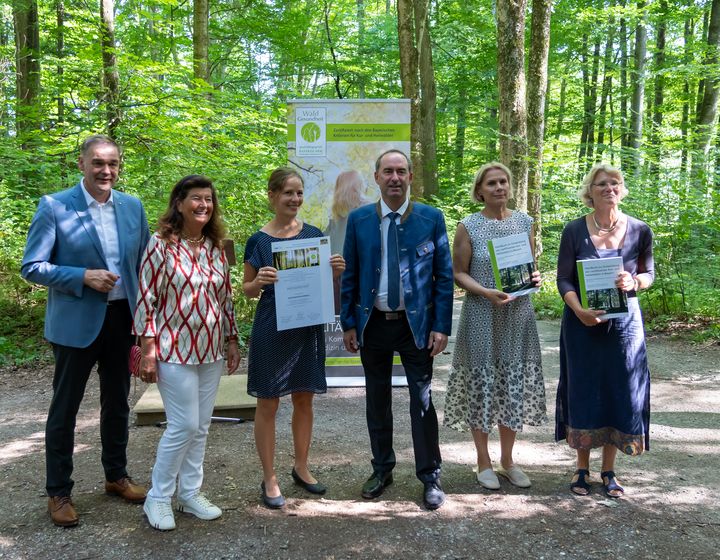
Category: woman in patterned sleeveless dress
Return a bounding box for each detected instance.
[444,162,546,490]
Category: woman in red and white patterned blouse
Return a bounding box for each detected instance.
[133,175,240,531]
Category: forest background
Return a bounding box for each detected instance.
[2,0,719,365]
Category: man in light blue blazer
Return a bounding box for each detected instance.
[341,149,454,510]
[21,135,150,527]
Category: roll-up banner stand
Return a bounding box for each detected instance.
[287,99,411,387]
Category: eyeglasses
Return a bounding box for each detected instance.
[592,180,622,188]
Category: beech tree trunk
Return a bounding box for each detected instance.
[692,0,720,182]
[100,0,120,136]
[619,0,629,168]
[454,74,468,184]
[596,18,615,160]
[414,0,438,197]
[628,0,647,175]
[553,77,566,154]
[193,0,209,82]
[397,0,421,197]
[695,11,710,122]
[578,36,601,172]
[496,0,528,212]
[357,0,366,98]
[526,0,552,256]
[681,18,694,173]
[649,0,667,180]
[12,0,40,147]
[56,0,64,125]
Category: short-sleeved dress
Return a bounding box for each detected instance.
[555,215,654,455]
[444,211,546,433]
[244,223,327,398]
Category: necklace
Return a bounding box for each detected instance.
[592,213,619,234]
[182,233,205,246]
[269,220,300,237]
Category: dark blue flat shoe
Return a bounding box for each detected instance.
[261,481,285,509]
[291,468,327,495]
[601,470,625,498]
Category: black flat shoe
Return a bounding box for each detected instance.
[570,469,591,496]
[361,471,393,499]
[261,481,285,509]
[291,468,327,495]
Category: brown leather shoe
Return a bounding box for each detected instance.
[105,476,147,503]
[48,496,79,527]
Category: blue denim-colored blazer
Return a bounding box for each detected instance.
[340,201,453,349]
[21,183,150,348]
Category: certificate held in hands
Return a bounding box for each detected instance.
[487,233,539,297]
[271,236,335,330]
[576,256,629,319]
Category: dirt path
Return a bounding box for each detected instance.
[1,300,719,560]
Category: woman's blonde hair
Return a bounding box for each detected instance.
[471,162,513,203]
[578,163,628,207]
[331,170,368,219]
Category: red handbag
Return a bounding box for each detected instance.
[129,343,142,378]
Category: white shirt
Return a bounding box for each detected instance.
[81,180,125,301]
[375,197,409,311]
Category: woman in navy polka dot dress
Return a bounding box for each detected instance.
[243,167,345,508]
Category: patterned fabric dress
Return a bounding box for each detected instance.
[244,223,327,398]
[444,211,546,433]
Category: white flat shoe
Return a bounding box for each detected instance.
[475,468,500,490]
[497,466,531,488]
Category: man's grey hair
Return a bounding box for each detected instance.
[80,134,121,157]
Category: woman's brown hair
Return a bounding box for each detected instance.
[157,175,225,249]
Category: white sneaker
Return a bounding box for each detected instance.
[177,492,222,520]
[497,466,532,488]
[144,497,176,531]
[476,467,501,490]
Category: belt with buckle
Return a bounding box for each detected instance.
[376,309,405,320]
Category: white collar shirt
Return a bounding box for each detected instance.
[375,197,409,311]
[81,180,125,301]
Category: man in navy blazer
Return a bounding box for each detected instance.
[341,149,453,510]
[21,135,150,527]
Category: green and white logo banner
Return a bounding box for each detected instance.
[295,107,327,156]
[287,99,411,387]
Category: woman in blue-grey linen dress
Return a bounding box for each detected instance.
[555,163,654,499]
[243,167,345,508]
[444,162,546,491]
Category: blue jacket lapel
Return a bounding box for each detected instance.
[70,184,107,266]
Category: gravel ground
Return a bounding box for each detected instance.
[1,300,719,560]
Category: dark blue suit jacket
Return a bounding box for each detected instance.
[340,201,453,349]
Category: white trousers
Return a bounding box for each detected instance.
[148,360,223,502]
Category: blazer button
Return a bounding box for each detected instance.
[375,268,380,274]
[371,289,376,294]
